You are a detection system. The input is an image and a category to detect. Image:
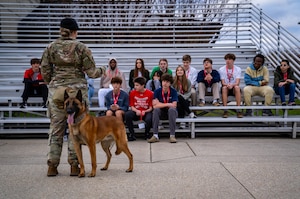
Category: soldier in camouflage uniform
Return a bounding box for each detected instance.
[41,18,105,177]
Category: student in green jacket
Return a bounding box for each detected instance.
[150,58,173,80]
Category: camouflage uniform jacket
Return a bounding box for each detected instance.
[41,36,104,88]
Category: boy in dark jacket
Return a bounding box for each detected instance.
[273,59,297,106]
[197,58,221,106]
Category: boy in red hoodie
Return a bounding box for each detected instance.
[20,58,48,108]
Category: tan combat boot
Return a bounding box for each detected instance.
[70,165,80,176]
[47,166,58,177]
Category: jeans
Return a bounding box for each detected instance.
[274,83,295,103]
[88,86,94,105]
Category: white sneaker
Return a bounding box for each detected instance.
[179,122,186,129]
[63,135,68,142]
[189,112,197,118]
[158,125,164,130]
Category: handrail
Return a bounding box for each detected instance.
[249,4,300,95]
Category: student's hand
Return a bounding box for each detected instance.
[111,104,118,110]
[286,79,294,84]
[136,110,142,116]
[227,84,233,89]
[168,103,177,108]
[204,74,212,81]
[261,81,268,86]
[153,99,159,106]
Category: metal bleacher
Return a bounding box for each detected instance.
[0,2,299,136]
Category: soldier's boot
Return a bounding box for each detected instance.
[70,165,80,176]
[47,166,58,177]
[47,159,59,177]
[68,136,80,176]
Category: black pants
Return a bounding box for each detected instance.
[125,110,152,136]
[21,83,48,103]
[177,95,191,118]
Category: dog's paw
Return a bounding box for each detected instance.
[78,173,85,178]
[100,167,108,171]
[126,169,133,173]
[88,173,96,177]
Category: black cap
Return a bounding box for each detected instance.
[60,18,79,30]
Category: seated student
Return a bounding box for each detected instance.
[146,70,163,92]
[173,65,197,129]
[128,58,150,90]
[20,58,48,108]
[98,58,127,108]
[219,53,243,118]
[182,54,198,106]
[273,59,297,106]
[105,76,129,121]
[125,77,153,141]
[148,73,178,144]
[244,54,274,116]
[196,58,221,106]
[149,58,173,79]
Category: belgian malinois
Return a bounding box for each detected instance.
[64,89,133,177]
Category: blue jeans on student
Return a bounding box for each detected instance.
[274,83,295,103]
[88,86,94,105]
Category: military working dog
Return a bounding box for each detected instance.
[64,89,133,177]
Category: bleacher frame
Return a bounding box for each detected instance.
[0,2,299,137]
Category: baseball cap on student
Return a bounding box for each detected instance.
[60,18,79,30]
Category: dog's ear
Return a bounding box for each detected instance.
[64,90,69,101]
[76,90,83,102]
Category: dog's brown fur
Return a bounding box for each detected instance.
[64,89,133,177]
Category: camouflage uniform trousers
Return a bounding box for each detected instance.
[47,86,88,168]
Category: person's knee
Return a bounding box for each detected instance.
[168,107,177,115]
[153,108,160,115]
[243,86,252,95]
[290,83,296,89]
[234,85,240,91]
[264,87,274,95]
[106,110,113,116]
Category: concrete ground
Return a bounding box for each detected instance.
[0,137,300,199]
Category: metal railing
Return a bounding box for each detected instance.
[249,4,300,95]
[0,2,299,95]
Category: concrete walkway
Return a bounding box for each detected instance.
[0,137,300,199]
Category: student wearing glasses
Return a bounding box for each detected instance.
[273,59,297,106]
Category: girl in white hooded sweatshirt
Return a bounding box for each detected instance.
[98,58,127,107]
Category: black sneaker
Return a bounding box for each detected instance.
[97,111,106,117]
[144,133,150,140]
[244,109,252,116]
[127,135,136,141]
[262,109,273,116]
[42,104,47,108]
[20,102,27,108]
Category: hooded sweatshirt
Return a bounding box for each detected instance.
[100,58,128,91]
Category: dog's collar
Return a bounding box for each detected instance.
[74,113,86,124]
